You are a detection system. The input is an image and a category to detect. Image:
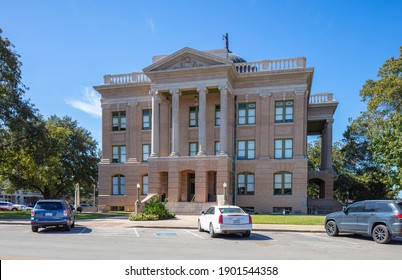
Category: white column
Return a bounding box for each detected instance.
[219,84,228,155]
[325,119,334,171]
[197,86,207,156]
[150,90,159,157]
[170,88,180,156]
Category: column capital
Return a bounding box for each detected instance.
[170,88,180,96]
[326,118,334,124]
[149,89,158,97]
[218,84,228,93]
[196,86,207,94]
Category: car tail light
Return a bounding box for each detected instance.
[395,214,402,219]
[31,210,35,216]
[63,210,68,217]
[248,215,252,224]
[218,214,223,224]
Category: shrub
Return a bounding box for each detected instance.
[143,198,175,219]
[129,213,158,221]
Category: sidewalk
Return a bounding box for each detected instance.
[0,215,325,233]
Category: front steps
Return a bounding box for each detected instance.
[165,202,216,215]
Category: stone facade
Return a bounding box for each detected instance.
[94,47,338,214]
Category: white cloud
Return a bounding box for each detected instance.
[146,16,156,34]
[65,87,101,118]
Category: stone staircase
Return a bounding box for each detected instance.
[165,202,216,215]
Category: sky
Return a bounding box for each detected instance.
[1,0,402,147]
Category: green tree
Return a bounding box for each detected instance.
[0,28,38,145]
[359,46,402,190]
[1,116,100,198]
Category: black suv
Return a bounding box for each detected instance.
[31,199,75,232]
[325,200,402,244]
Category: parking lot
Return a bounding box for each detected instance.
[1,224,401,260]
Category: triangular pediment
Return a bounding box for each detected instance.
[143,47,231,73]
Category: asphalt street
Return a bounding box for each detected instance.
[1,224,401,260]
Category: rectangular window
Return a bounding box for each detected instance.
[189,106,199,127]
[215,105,221,126]
[189,142,198,156]
[274,139,293,159]
[112,175,125,195]
[215,141,220,155]
[238,103,256,125]
[237,140,255,160]
[238,173,255,195]
[112,111,126,131]
[110,206,125,211]
[274,173,292,195]
[142,175,148,195]
[142,109,151,130]
[273,207,292,214]
[112,146,126,163]
[142,144,151,162]
[275,101,294,123]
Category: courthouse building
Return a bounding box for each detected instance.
[94,46,338,214]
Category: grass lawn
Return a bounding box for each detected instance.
[251,214,325,225]
[0,211,128,220]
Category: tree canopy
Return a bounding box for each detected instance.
[1,28,100,199]
[359,46,402,189]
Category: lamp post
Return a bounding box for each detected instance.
[346,190,349,208]
[136,183,141,204]
[223,182,227,205]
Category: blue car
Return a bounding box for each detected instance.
[31,199,75,232]
[325,200,402,244]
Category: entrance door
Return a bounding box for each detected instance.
[187,173,195,202]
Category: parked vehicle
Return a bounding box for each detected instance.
[11,204,32,211]
[31,199,75,232]
[325,200,402,244]
[198,205,252,238]
[0,201,18,211]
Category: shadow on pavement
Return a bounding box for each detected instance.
[35,226,92,234]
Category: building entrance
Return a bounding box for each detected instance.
[187,173,195,202]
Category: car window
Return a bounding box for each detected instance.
[377,202,392,212]
[363,202,377,212]
[35,202,63,210]
[205,207,215,215]
[347,202,363,213]
[219,208,243,214]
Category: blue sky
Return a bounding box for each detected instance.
[1,0,401,147]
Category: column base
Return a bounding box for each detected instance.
[169,152,180,157]
[197,151,206,156]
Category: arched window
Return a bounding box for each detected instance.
[142,174,149,195]
[237,173,255,195]
[274,172,292,195]
[112,175,125,195]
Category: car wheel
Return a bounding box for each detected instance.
[65,224,71,231]
[372,224,391,244]
[11,208,18,211]
[31,226,38,232]
[198,220,203,232]
[209,223,217,238]
[242,231,251,238]
[325,220,339,236]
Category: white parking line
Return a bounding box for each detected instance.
[78,227,88,234]
[296,233,359,245]
[133,228,139,237]
[185,230,205,239]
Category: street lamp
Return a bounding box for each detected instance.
[136,183,141,204]
[223,182,227,205]
[346,190,349,208]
